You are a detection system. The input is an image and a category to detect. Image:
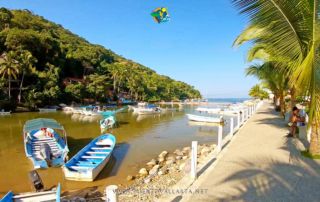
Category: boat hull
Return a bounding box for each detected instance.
[62,156,111,181]
[63,134,116,181]
[1,184,60,202]
[186,114,223,123]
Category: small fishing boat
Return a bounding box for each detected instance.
[186,114,224,123]
[0,110,11,115]
[38,108,57,113]
[23,118,69,169]
[1,184,61,202]
[137,107,161,115]
[100,116,116,132]
[196,107,221,113]
[62,134,116,181]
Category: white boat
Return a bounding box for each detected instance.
[100,116,116,132]
[196,107,221,113]
[137,107,161,115]
[38,108,57,113]
[62,134,116,181]
[1,184,61,202]
[186,114,223,123]
[0,111,11,115]
[23,118,69,169]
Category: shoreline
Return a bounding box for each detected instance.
[61,143,216,201]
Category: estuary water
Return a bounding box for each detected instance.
[0,99,246,195]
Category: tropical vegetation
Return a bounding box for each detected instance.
[232,0,320,155]
[0,8,201,111]
[248,84,269,100]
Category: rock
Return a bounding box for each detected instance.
[149,165,160,176]
[167,156,175,161]
[158,170,164,175]
[159,151,168,158]
[176,155,182,160]
[179,162,186,171]
[71,197,86,202]
[126,175,134,181]
[201,147,210,156]
[158,156,165,163]
[182,147,191,153]
[139,168,148,176]
[182,156,188,160]
[146,159,157,167]
[165,159,175,165]
[174,149,184,156]
[144,177,151,183]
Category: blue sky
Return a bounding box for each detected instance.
[0,0,257,98]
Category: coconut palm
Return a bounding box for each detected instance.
[0,51,20,100]
[249,84,269,99]
[246,62,289,116]
[232,0,320,154]
[17,50,37,103]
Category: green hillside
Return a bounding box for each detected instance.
[0,8,201,109]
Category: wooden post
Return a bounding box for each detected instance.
[191,141,198,179]
[217,124,223,152]
[230,118,234,137]
[106,185,118,202]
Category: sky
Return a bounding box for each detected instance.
[0,0,257,98]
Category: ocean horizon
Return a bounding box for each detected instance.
[207,98,250,104]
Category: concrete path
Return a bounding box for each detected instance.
[179,102,320,202]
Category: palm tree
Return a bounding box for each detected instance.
[232,0,320,155]
[246,62,289,116]
[0,51,20,100]
[17,50,37,103]
[249,84,268,99]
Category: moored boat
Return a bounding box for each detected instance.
[137,107,161,115]
[23,118,69,169]
[38,108,57,113]
[100,116,116,132]
[0,110,11,115]
[186,114,224,123]
[196,107,221,113]
[0,184,61,202]
[62,134,116,181]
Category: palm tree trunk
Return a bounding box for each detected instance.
[18,71,25,103]
[308,0,320,156]
[309,122,320,155]
[290,87,296,109]
[8,75,11,100]
[279,92,285,117]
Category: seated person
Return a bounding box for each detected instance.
[288,106,305,137]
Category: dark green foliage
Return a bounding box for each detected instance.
[0,8,201,107]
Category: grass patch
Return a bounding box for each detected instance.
[301,150,320,159]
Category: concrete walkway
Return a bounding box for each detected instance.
[179,102,320,202]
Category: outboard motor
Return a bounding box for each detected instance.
[39,143,52,166]
[28,170,44,192]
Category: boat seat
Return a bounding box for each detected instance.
[70,166,93,170]
[91,147,111,150]
[77,160,97,165]
[86,151,109,154]
[95,143,111,146]
[82,156,105,159]
[76,162,97,167]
